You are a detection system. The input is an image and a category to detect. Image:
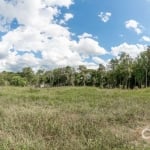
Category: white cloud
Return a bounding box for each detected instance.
[0,0,109,71]
[111,43,146,58]
[0,1,148,72]
[44,0,74,8]
[64,13,74,21]
[84,62,99,70]
[141,36,150,42]
[92,57,106,66]
[0,0,60,32]
[78,32,93,39]
[75,38,106,55]
[125,19,143,34]
[0,41,11,59]
[0,0,73,71]
[59,13,74,24]
[98,12,111,23]
[72,33,107,56]
[6,52,41,72]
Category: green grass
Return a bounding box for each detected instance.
[0,86,150,150]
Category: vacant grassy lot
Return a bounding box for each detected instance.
[0,86,150,150]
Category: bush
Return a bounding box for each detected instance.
[10,76,27,86]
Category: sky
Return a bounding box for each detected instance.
[0,0,150,72]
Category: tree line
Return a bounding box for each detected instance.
[0,46,150,89]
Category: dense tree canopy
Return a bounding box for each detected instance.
[0,46,150,89]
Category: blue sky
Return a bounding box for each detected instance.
[0,0,150,71]
[69,0,150,46]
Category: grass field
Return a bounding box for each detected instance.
[0,86,150,150]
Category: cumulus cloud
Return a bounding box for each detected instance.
[0,0,108,71]
[0,0,61,31]
[0,40,11,59]
[78,32,93,39]
[111,43,146,58]
[44,0,74,8]
[64,13,74,21]
[125,19,143,34]
[92,57,106,66]
[98,12,111,23]
[59,13,74,24]
[141,36,150,42]
[72,33,107,56]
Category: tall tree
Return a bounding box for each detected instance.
[21,67,34,85]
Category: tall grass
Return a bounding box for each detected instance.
[0,86,150,149]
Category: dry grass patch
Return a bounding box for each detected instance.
[0,86,150,149]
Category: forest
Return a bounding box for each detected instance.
[0,46,150,89]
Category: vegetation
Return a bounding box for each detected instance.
[0,46,150,89]
[0,86,150,149]
[0,46,150,149]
